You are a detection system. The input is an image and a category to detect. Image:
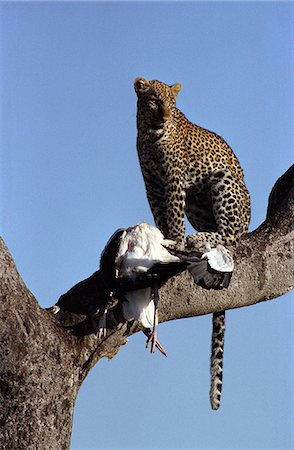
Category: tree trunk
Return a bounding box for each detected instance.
[0,165,293,449]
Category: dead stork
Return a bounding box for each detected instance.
[47,223,233,356]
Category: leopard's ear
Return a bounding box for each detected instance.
[171,82,182,98]
[134,77,151,94]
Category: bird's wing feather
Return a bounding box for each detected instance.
[219,271,233,288]
[185,259,210,283]
[145,260,187,281]
[116,261,187,291]
[100,228,126,282]
[198,270,233,290]
[205,245,234,272]
[55,270,109,315]
[163,245,233,290]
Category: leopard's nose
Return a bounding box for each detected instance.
[134,77,150,94]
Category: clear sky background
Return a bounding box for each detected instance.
[1,2,293,449]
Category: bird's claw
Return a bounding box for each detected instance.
[144,330,167,357]
[145,331,156,353]
[98,327,107,340]
[97,309,108,340]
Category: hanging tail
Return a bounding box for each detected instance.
[210,310,225,410]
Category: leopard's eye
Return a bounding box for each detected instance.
[149,100,158,110]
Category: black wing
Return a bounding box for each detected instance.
[165,247,232,290]
[100,228,126,286]
[115,260,187,292]
[195,268,232,290]
[54,270,109,315]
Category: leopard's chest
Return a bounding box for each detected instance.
[138,130,213,190]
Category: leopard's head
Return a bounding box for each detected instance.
[134,77,182,125]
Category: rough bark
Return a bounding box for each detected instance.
[0,165,293,449]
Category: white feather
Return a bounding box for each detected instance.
[122,288,155,329]
[116,223,179,277]
[202,244,234,273]
[116,223,179,328]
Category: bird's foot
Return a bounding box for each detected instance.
[145,329,156,353]
[144,329,167,357]
[97,308,108,339]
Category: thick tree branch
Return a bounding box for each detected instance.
[0,165,293,449]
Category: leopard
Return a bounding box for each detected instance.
[134,77,250,410]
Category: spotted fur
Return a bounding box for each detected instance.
[134,77,250,410]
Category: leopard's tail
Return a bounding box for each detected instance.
[210,310,225,410]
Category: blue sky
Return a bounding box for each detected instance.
[1,2,293,449]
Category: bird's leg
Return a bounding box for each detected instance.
[97,292,117,339]
[151,283,159,353]
[145,283,160,354]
